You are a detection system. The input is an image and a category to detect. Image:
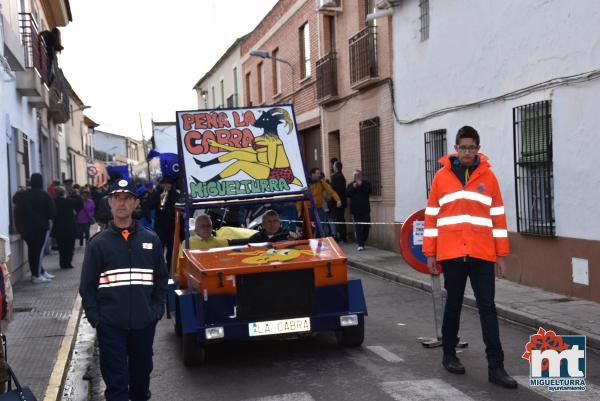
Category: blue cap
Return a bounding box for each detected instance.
[109,179,139,198]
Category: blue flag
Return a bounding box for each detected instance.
[159,153,180,180]
[107,165,130,181]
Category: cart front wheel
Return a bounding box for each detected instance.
[336,322,364,347]
[182,333,206,366]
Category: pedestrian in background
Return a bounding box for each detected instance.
[12,173,56,283]
[346,170,371,251]
[298,167,341,238]
[77,189,95,246]
[330,161,347,243]
[51,186,83,269]
[80,178,167,401]
[151,177,178,272]
[47,180,60,199]
[422,126,517,389]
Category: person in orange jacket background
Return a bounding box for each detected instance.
[423,126,517,389]
[297,167,341,237]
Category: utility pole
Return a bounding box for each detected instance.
[139,112,151,180]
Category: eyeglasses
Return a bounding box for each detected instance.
[456,145,479,153]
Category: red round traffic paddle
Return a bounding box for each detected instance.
[399,208,442,275]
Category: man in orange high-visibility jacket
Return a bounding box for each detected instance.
[423,126,517,389]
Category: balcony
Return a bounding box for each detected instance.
[349,26,379,90]
[316,52,338,104]
[16,13,49,107]
[48,67,70,123]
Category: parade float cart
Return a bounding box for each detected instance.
[169,105,367,366]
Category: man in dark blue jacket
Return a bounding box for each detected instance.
[79,179,168,401]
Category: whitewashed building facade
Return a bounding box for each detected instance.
[390,0,600,301]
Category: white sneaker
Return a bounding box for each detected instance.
[43,271,55,279]
[31,275,51,284]
[357,246,365,251]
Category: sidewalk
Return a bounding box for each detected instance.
[5,244,84,400]
[340,242,600,350]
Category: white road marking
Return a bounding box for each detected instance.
[396,323,406,326]
[245,392,316,401]
[515,376,600,400]
[381,379,475,401]
[367,345,404,362]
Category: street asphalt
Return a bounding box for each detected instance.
[74,268,599,401]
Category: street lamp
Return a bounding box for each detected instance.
[249,50,296,104]
[71,105,92,115]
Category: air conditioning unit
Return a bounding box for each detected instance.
[316,0,342,13]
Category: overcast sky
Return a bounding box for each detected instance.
[60,0,278,141]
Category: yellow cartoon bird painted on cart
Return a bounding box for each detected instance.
[230,248,318,265]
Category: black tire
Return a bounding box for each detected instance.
[336,323,364,347]
[182,333,206,366]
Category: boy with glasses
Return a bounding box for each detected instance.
[423,126,517,389]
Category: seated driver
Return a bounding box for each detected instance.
[247,210,300,243]
[179,213,228,257]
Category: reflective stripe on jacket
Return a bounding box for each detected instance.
[79,223,168,330]
[422,153,509,262]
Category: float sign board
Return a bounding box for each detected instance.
[176,105,308,201]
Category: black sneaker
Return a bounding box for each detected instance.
[488,364,518,389]
[442,354,466,374]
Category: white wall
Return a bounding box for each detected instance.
[392,0,600,241]
[196,45,243,109]
[392,0,600,120]
[0,56,39,244]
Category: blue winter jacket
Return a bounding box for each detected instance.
[79,222,168,330]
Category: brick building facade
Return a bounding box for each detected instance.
[317,2,398,250]
[240,0,323,171]
[197,0,399,250]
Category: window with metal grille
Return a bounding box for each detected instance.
[419,0,429,41]
[359,117,381,196]
[424,129,446,197]
[513,100,555,236]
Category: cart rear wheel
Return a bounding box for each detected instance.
[182,333,206,366]
[336,323,364,347]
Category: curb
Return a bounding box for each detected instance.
[43,296,83,401]
[348,259,600,351]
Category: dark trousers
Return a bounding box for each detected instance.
[352,213,370,247]
[23,230,47,277]
[332,207,347,242]
[158,232,173,273]
[441,260,504,363]
[55,235,75,269]
[97,322,157,401]
[78,222,91,245]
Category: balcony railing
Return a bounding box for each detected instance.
[19,13,49,85]
[349,26,378,88]
[316,52,338,101]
